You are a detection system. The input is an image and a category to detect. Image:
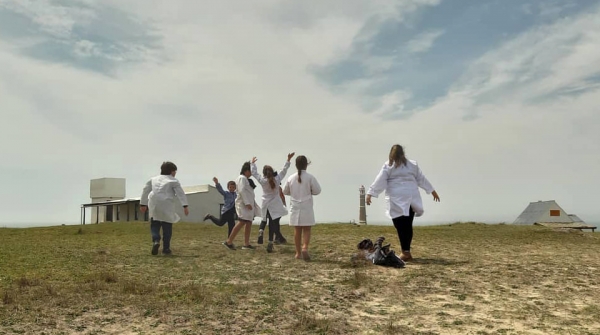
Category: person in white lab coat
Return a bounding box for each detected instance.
[251,152,295,253]
[283,155,321,261]
[366,144,440,261]
[140,161,189,256]
[223,161,261,250]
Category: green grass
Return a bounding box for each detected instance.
[0,222,599,334]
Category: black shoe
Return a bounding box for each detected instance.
[162,249,172,255]
[222,241,236,250]
[257,231,264,245]
[274,238,287,245]
[241,245,256,250]
[266,242,274,253]
[203,214,211,222]
[151,243,160,255]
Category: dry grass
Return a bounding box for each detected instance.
[0,222,599,334]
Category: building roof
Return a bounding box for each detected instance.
[513,200,576,225]
[81,184,215,207]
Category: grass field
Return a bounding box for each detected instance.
[1,222,599,335]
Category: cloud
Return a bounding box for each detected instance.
[406,30,444,53]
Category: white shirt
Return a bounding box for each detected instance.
[283,170,321,226]
[235,175,261,221]
[251,160,291,220]
[367,160,434,218]
[140,175,188,223]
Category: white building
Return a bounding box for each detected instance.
[81,178,224,224]
[513,200,595,232]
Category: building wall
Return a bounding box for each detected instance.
[91,197,123,223]
[90,178,126,199]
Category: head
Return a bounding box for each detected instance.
[296,155,309,182]
[160,161,178,176]
[227,181,236,192]
[240,161,251,177]
[388,144,407,168]
[263,165,276,189]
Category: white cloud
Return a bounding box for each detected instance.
[0,0,599,227]
[406,30,445,53]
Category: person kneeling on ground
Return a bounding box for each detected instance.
[354,236,405,268]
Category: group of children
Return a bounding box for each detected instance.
[140,153,322,261]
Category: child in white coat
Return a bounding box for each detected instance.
[251,152,294,252]
[223,161,261,250]
[283,155,321,261]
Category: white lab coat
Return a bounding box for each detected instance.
[283,170,321,226]
[140,175,189,223]
[367,160,434,219]
[251,161,290,220]
[235,175,261,221]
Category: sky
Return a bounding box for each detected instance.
[1,0,599,227]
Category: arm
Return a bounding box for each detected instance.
[214,177,226,196]
[415,164,434,194]
[279,186,286,206]
[173,180,190,215]
[283,179,290,196]
[366,164,389,205]
[310,176,321,196]
[140,179,152,210]
[250,162,265,183]
[276,152,295,183]
[239,178,253,206]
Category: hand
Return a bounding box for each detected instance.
[213,177,218,184]
[245,204,253,210]
[432,191,440,202]
[140,205,147,213]
[184,207,190,216]
[366,194,372,206]
[287,152,295,161]
[251,157,257,164]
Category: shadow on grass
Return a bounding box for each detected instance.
[410,258,469,266]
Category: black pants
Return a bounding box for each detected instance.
[259,211,284,242]
[392,207,415,252]
[207,208,236,237]
[150,219,173,250]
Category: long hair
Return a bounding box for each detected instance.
[388,144,407,168]
[296,155,309,183]
[263,165,276,189]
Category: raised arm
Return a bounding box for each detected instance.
[214,177,226,196]
[250,162,266,184]
[276,152,295,183]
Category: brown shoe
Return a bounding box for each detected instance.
[400,251,413,262]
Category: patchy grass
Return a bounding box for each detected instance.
[0,222,599,334]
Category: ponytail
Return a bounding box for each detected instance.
[295,155,309,183]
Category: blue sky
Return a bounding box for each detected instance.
[1,0,599,226]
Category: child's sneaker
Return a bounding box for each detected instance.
[151,242,160,255]
[162,249,172,255]
[222,241,236,250]
[241,245,256,250]
[266,242,274,253]
[203,214,211,221]
[257,230,264,245]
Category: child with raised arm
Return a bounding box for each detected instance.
[203,177,237,238]
[283,155,321,261]
[251,152,294,253]
[222,161,261,250]
[140,161,189,256]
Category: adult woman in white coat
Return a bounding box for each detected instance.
[223,161,261,250]
[366,144,440,261]
[251,152,295,253]
[283,155,321,261]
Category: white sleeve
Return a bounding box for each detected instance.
[366,164,389,198]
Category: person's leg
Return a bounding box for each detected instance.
[225,210,235,238]
[205,214,226,226]
[162,222,173,254]
[257,218,267,244]
[301,226,312,261]
[274,217,286,244]
[403,207,415,253]
[243,222,253,248]
[150,218,161,255]
[267,212,275,243]
[392,208,415,260]
[225,220,248,248]
[294,226,302,259]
